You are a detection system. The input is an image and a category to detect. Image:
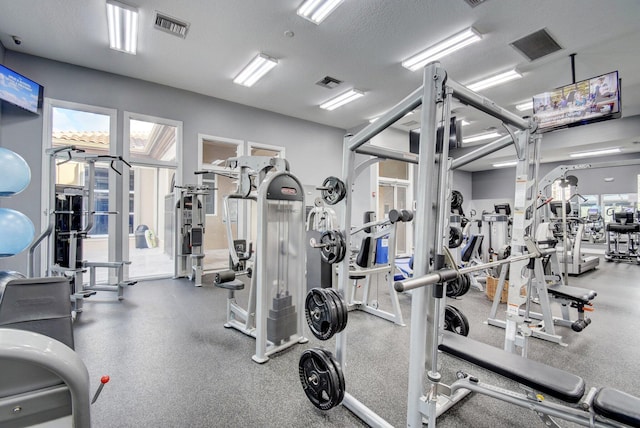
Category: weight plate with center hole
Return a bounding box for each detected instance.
[317,348,345,403]
[325,288,348,333]
[321,176,346,205]
[305,288,339,340]
[319,230,346,264]
[444,305,469,336]
[322,288,343,334]
[299,348,344,410]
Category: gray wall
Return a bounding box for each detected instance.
[472,151,640,201]
[0,52,345,273]
[470,115,640,200]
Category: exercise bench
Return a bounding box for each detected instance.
[439,331,640,427]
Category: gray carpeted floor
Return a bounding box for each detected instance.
[73,256,640,427]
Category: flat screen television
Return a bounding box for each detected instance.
[532,70,621,133]
[410,116,462,154]
[0,64,43,114]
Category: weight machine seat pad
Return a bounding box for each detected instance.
[606,223,640,233]
[547,284,597,303]
[593,387,640,427]
[214,280,244,291]
[438,332,586,403]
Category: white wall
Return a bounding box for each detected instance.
[0,52,346,273]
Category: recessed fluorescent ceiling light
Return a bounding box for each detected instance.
[106,0,139,54]
[569,147,621,158]
[402,27,482,72]
[515,100,533,111]
[320,89,365,111]
[462,131,501,143]
[492,161,518,168]
[461,120,471,126]
[467,69,522,92]
[233,53,278,87]
[297,0,344,24]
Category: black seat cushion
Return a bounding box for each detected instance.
[356,237,372,268]
[593,387,640,427]
[215,280,244,291]
[606,223,640,233]
[547,284,596,303]
[439,332,586,403]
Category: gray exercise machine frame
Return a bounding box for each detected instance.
[0,328,91,427]
[213,156,309,363]
[332,62,541,427]
[27,145,135,314]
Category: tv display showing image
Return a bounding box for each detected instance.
[0,64,43,114]
[532,70,620,133]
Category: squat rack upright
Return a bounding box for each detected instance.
[333,61,535,427]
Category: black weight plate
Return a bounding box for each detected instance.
[299,348,343,410]
[445,277,461,298]
[322,288,343,335]
[317,348,345,404]
[448,226,463,248]
[460,274,472,296]
[451,190,464,210]
[321,176,346,206]
[305,288,339,340]
[325,288,348,333]
[335,231,346,264]
[444,305,469,336]
[319,230,342,264]
[450,306,470,335]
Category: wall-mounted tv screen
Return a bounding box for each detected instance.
[0,64,43,114]
[532,70,620,133]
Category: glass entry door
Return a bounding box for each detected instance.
[201,139,243,271]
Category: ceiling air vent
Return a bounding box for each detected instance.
[154,12,190,38]
[463,0,488,7]
[510,28,562,61]
[316,76,343,89]
[401,120,419,127]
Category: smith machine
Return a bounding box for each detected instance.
[298,62,640,427]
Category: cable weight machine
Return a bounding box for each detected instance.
[211,156,308,363]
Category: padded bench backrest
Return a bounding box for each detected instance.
[462,235,483,262]
[0,277,74,349]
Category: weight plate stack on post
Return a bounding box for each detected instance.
[305,288,342,340]
[323,288,348,333]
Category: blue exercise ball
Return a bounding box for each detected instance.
[0,208,35,257]
[0,147,31,197]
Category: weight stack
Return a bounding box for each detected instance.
[267,292,297,345]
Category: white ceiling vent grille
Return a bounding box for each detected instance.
[463,0,488,7]
[154,12,190,38]
[316,76,343,89]
[510,28,562,61]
